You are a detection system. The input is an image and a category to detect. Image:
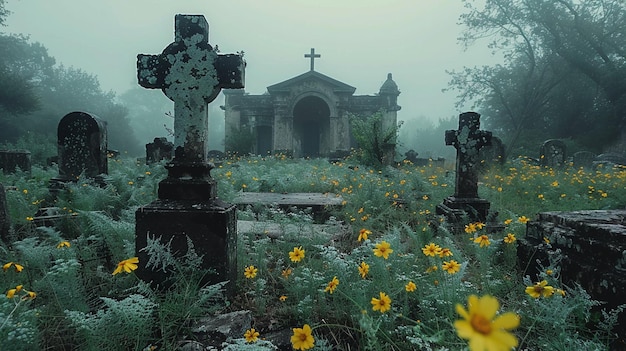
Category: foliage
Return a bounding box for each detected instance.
[350,111,402,167]
[1,154,625,349]
[0,26,141,156]
[225,125,254,156]
[448,0,626,154]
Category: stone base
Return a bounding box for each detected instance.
[135,198,237,294]
[158,162,217,200]
[519,210,626,346]
[436,196,491,223]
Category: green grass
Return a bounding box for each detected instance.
[1,155,625,350]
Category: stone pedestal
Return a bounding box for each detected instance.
[135,199,237,292]
[519,210,626,345]
[436,196,491,223]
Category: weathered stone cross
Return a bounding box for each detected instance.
[445,112,492,199]
[304,48,320,71]
[137,14,245,166]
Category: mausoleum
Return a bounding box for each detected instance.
[222,49,401,158]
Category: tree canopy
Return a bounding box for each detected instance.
[0,15,141,157]
[448,0,626,155]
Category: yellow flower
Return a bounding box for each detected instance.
[537,194,544,200]
[244,265,258,279]
[6,288,17,298]
[503,219,512,226]
[371,292,392,313]
[22,189,28,194]
[373,241,393,259]
[25,216,34,221]
[475,222,485,230]
[442,260,461,274]
[503,233,516,244]
[244,328,259,343]
[545,269,553,276]
[474,235,491,247]
[282,268,292,279]
[145,171,151,175]
[128,181,134,185]
[518,216,530,224]
[357,207,364,214]
[405,281,416,292]
[112,257,139,275]
[543,237,550,244]
[291,324,315,350]
[422,194,429,200]
[425,265,438,273]
[289,246,305,262]
[279,295,288,301]
[3,262,24,273]
[56,241,71,249]
[324,276,339,294]
[464,223,477,234]
[358,262,369,279]
[422,243,442,257]
[454,295,520,351]
[438,248,453,258]
[23,290,36,300]
[551,180,559,187]
[525,280,555,298]
[556,288,566,297]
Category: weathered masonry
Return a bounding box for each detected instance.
[223,48,401,158]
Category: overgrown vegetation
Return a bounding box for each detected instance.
[1,154,625,350]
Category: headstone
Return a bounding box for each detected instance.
[134,14,245,292]
[539,139,567,168]
[0,150,31,174]
[54,111,108,182]
[145,137,174,165]
[0,183,11,243]
[436,112,493,223]
[519,210,626,343]
[572,151,596,169]
[403,149,419,164]
[478,136,506,170]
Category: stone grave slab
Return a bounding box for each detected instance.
[233,192,343,221]
[237,220,345,242]
[519,209,626,339]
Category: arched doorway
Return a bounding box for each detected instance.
[293,96,330,158]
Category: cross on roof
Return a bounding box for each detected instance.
[304,48,320,71]
[137,14,245,165]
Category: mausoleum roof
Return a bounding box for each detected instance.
[266,70,356,95]
[379,73,399,95]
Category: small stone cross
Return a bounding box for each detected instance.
[304,48,320,71]
[137,14,245,165]
[445,112,492,198]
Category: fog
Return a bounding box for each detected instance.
[4,0,502,153]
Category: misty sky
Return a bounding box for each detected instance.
[4,0,499,125]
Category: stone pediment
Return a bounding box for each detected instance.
[266,71,356,95]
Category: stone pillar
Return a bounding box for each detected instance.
[0,183,12,243]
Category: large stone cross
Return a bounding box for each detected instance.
[445,112,492,198]
[137,14,245,165]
